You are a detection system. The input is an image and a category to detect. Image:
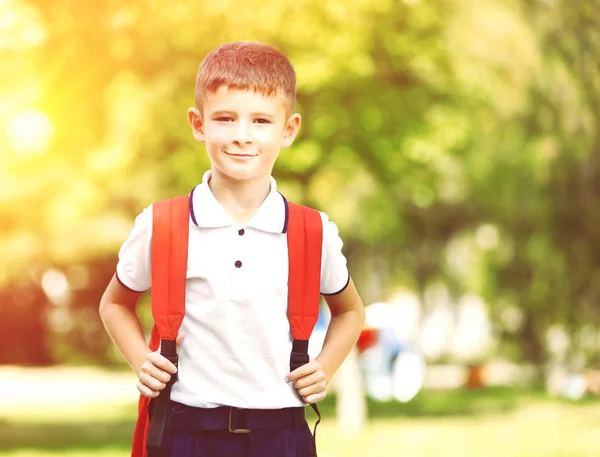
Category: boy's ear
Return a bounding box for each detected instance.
[281,113,301,149]
[188,107,205,143]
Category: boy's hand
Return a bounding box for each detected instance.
[137,332,185,399]
[286,359,328,404]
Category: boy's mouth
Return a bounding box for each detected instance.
[225,152,257,158]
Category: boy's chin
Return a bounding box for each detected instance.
[213,166,267,182]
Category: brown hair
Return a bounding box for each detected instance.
[194,41,296,116]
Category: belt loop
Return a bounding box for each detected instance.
[292,407,303,432]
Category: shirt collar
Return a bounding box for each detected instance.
[189,170,289,234]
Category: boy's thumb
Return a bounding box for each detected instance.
[176,332,186,353]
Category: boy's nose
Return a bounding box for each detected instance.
[232,122,252,145]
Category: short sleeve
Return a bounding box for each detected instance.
[116,205,153,292]
[319,212,350,295]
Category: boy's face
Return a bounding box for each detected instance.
[187,87,301,183]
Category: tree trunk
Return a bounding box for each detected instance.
[335,347,367,436]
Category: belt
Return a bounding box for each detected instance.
[167,402,306,434]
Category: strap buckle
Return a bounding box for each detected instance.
[228,407,251,434]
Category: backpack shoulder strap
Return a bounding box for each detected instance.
[286,201,323,353]
[286,200,324,456]
[150,195,190,343]
[145,194,190,457]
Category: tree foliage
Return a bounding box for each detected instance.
[1,0,599,366]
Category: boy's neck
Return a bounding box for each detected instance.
[208,170,271,224]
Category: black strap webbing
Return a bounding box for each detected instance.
[290,339,322,457]
[146,339,178,457]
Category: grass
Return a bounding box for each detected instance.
[1,368,600,457]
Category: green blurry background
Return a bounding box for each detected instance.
[1,0,600,455]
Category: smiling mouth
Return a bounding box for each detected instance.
[225,152,257,158]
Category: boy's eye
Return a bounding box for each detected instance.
[255,118,271,124]
[216,117,233,122]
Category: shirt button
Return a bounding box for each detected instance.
[235,260,242,268]
[238,228,245,236]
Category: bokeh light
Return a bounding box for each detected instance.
[5,108,54,156]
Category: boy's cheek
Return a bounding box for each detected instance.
[251,128,279,143]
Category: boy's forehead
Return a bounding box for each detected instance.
[203,86,290,115]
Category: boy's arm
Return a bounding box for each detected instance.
[99,274,149,375]
[286,277,365,403]
[317,277,365,382]
[100,274,180,398]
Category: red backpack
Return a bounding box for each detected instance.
[131,194,323,457]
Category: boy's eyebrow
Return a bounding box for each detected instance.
[250,112,276,118]
[209,109,276,118]
[209,110,236,117]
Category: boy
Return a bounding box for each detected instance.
[99,41,365,457]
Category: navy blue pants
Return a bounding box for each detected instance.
[160,402,316,457]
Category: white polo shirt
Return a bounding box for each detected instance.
[116,170,350,409]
